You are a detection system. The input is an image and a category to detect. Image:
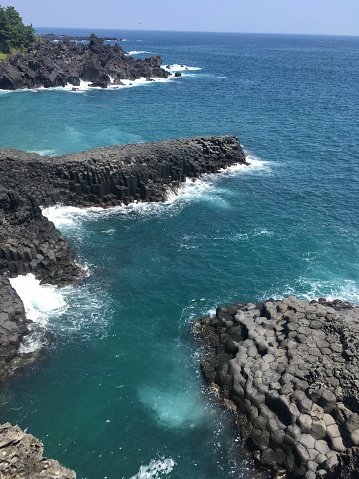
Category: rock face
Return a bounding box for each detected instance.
[194,297,359,478]
[0,34,169,90]
[0,423,76,478]
[0,136,246,283]
[0,277,30,382]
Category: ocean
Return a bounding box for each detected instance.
[0,29,358,479]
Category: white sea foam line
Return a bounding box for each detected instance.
[64,76,173,93]
[162,64,202,72]
[27,149,57,156]
[129,458,175,479]
[0,75,173,94]
[9,274,68,353]
[264,278,359,304]
[42,155,269,227]
[126,50,153,55]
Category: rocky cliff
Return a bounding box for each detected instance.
[0,34,169,90]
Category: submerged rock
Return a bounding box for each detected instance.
[194,297,359,478]
[0,423,76,478]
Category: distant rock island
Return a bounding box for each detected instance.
[0,33,170,90]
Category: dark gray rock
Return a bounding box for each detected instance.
[193,297,359,478]
[0,35,171,90]
[0,136,246,285]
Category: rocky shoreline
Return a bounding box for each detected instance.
[0,135,245,478]
[0,34,171,90]
[193,297,359,478]
[0,135,245,285]
[2,134,358,477]
[0,423,76,478]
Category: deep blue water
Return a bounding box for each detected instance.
[0,30,358,479]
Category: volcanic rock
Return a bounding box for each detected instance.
[194,297,359,478]
[0,34,170,90]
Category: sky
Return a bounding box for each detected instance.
[1,0,359,36]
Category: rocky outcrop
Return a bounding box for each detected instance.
[0,135,246,477]
[194,297,359,478]
[0,34,169,90]
[0,136,246,283]
[0,423,76,478]
[0,135,246,359]
[0,187,79,285]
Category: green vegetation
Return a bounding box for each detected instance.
[0,4,35,56]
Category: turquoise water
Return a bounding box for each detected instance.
[0,30,359,479]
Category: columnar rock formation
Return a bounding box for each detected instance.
[0,34,169,90]
[0,134,246,380]
[0,277,29,382]
[0,135,245,478]
[0,136,245,283]
[194,297,359,478]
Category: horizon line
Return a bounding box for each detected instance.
[34,26,359,39]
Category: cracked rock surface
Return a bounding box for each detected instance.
[0,423,76,478]
[194,296,359,478]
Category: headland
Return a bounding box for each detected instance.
[0,34,171,90]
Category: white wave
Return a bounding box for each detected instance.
[266,278,359,304]
[126,50,153,55]
[0,76,172,94]
[139,386,206,428]
[129,458,175,479]
[9,274,68,353]
[42,205,94,228]
[26,149,57,156]
[42,154,269,225]
[64,76,172,93]
[162,64,201,73]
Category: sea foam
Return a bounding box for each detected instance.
[162,64,201,73]
[129,458,175,479]
[9,274,68,353]
[42,154,269,225]
[138,386,205,429]
[126,50,153,55]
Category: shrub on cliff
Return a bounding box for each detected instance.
[0,5,35,55]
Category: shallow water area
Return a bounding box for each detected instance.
[0,30,359,479]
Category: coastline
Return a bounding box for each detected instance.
[0,135,247,477]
